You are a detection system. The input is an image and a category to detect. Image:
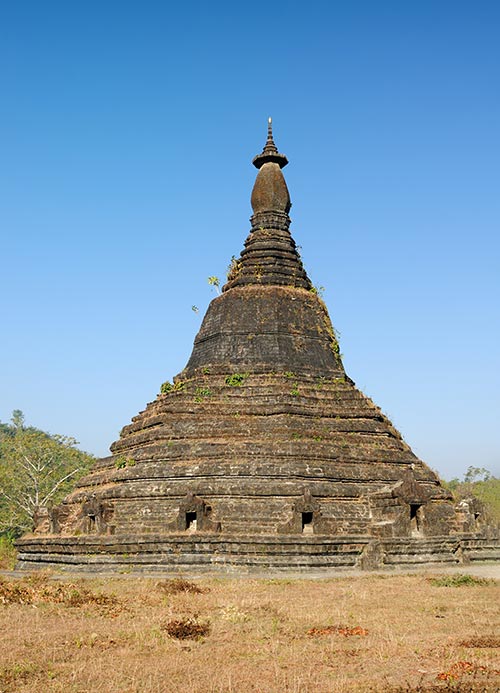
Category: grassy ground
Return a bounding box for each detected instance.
[0,539,17,571]
[0,571,498,692]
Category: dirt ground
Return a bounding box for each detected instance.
[0,564,498,692]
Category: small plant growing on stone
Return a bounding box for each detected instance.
[309,285,325,298]
[208,276,220,294]
[115,457,127,469]
[114,456,135,469]
[290,383,300,397]
[194,387,212,402]
[161,380,184,394]
[283,371,295,379]
[226,255,242,282]
[225,373,248,387]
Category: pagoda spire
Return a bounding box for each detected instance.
[223,120,311,291]
[250,118,291,219]
[252,117,289,169]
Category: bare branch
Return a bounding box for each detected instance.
[40,468,81,506]
[0,488,33,516]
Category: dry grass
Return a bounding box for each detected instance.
[0,571,498,692]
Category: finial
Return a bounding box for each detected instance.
[252,118,289,169]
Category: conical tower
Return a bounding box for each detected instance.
[17,124,489,572]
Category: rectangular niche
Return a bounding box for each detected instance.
[410,504,423,537]
[301,511,313,534]
[186,511,197,531]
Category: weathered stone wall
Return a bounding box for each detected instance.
[36,370,461,541]
[183,286,343,377]
[15,532,499,574]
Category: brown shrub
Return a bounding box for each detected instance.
[161,617,211,640]
[156,578,209,595]
[459,635,500,648]
[0,574,120,613]
[436,660,500,683]
[307,624,369,637]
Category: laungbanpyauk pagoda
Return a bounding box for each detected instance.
[17,122,497,572]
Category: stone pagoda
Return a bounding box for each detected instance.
[17,122,495,572]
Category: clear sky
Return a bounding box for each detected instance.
[1,1,499,480]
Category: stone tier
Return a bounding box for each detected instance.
[15,533,496,574]
[224,225,311,290]
[36,371,461,540]
[183,286,339,377]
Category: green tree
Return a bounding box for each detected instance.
[0,411,95,533]
[463,466,491,483]
[444,466,500,522]
[11,409,25,430]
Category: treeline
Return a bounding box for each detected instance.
[443,466,500,521]
[0,410,95,538]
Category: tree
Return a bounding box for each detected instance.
[444,466,499,522]
[463,466,491,483]
[11,409,25,430]
[0,411,95,533]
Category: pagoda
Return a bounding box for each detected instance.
[16,122,495,572]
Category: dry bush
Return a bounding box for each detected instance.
[0,573,121,613]
[307,624,369,637]
[156,577,209,595]
[161,617,211,640]
[458,635,500,648]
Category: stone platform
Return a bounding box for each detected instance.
[15,533,498,574]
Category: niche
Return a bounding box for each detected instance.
[167,493,221,533]
[186,511,198,532]
[87,514,96,533]
[302,511,314,534]
[410,504,423,537]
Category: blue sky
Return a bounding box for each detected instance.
[1,1,499,479]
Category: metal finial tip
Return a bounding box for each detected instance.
[252,117,288,168]
[267,117,273,140]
